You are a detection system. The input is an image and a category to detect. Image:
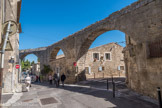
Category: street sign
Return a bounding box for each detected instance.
[16,65,20,69]
[2,20,17,36]
[1,20,17,51]
[73,62,77,67]
[5,39,13,51]
[0,38,13,51]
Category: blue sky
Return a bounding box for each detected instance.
[20,0,137,62]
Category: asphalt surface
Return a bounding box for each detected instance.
[7,78,158,108]
[2,94,13,104]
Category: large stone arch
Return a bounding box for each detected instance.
[76,29,127,81]
[76,29,127,60]
[48,46,68,78]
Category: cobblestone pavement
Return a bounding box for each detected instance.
[8,79,158,108]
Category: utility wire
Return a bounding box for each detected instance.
[20,35,56,43]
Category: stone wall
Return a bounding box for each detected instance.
[1,0,22,93]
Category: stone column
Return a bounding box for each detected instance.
[64,57,77,84]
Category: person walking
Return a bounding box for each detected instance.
[49,74,52,85]
[36,75,38,82]
[57,72,60,87]
[53,73,58,87]
[25,74,31,92]
[40,74,43,83]
[61,73,66,87]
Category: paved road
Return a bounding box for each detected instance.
[8,81,158,108]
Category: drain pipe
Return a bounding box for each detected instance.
[0,21,11,107]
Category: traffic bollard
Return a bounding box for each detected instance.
[112,76,114,83]
[113,82,115,98]
[157,87,162,108]
[107,78,109,90]
[94,73,95,79]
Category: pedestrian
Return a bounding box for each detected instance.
[49,74,52,85]
[25,74,31,92]
[61,73,66,87]
[57,72,60,87]
[40,74,43,83]
[36,75,38,82]
[53,73,58,87]
[38,76,40,83]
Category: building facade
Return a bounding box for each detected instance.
[31,62,40,76]
[0,0,22,93]
[84,43,125,79]
[50,43,125,82]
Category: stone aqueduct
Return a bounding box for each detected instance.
[20,0,162,99]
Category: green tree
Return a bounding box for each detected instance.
[41,65,52,75]
[21,60,25,71]
[21,59,31,71]
[31,61,35,66]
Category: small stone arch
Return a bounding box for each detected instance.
[49,47,66,62]
[19,53,39,61]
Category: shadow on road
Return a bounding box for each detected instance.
[31,78,158,108]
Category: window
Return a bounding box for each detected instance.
[102,66,105,71]
[120,66,125,70]
[85,67,91,74]
[105,53,111,60]
[98,66,102,72]
[93,53,99,61]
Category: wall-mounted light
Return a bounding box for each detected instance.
[9,56,14,63]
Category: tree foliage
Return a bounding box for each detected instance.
[41,65,52,75]
[31,61,35,65]
[21,59,33,71]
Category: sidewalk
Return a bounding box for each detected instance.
[2,94,13,104]
[2,93,22,108]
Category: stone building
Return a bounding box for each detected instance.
[84,43,125,79]
[50,43,125,81]
[31,62,40,76]
[50,55,66,77]
[0,0,22,93]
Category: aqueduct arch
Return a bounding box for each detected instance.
[76,30,127,81]
[19,47,47,71]
[49,47,66,61]
[49,47,67,75]
[20,0,162,98]
[76,30,127,60]
[19,53,39,61]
